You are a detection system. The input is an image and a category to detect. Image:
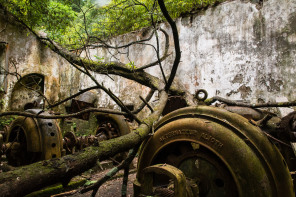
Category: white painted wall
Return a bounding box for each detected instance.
[1,0,295,117]
[88,0,296,116]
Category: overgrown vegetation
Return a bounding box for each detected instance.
[98,0,224,37]
[0,115,16,129]
[1,0,225,49]
[1,0,76,34]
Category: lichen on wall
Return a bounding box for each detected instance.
[0,11,83,113]
[92,0,296,116]
[0,0,295,120]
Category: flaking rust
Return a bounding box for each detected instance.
[134,106,295,197]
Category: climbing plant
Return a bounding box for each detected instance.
[98,0,225,36]
[57,0,225,47]
[0,0,225,49]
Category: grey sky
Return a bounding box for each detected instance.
[95,0,111,6]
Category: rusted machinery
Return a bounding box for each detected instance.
[2,109,63,166]
[0,110,130,166]
[134,103,296,196]
[1,90,296,196]
[63,112,131,156]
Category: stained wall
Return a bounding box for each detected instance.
[0,0,295,118]
[92,0,296,116]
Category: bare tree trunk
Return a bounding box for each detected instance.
[0,1,181,196]
[0,91,168,197]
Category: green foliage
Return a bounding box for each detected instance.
[1,0,50,27]
[44,1,76,34]
[126,61,136,70]
[94,55,105,63]
[0,98,4,106]
[25,178,86,197]
[96,0,152,37]
[95,0,225,37]
[1,0,76,39]
[55,0,225,48]
[1,0,225,48]
[71,122,77,131]
[84,180,96,186]
[0,115,16,128]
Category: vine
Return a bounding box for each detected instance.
[1,0,225,49]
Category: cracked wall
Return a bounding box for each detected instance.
[0,12,82,113]
[0,0,295,118]
[91,0,296,116]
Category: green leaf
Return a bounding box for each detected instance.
[84,180,97,186]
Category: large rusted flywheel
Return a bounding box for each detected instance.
[5,109,63,166]
[94,112,130,139]
[94,112,131,163]
[134,106,294,197]
[3,109,131,166]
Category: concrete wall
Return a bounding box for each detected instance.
[91,0,296,116]
[0,0,295,118]
[0,13,150,114]
[0,13,83,112]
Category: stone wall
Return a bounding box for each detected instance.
[0,13,83,113]
[91,0,296,116]
[0,0,295,119]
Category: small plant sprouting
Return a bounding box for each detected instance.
[126,61,136,71]
[94,55,104,63]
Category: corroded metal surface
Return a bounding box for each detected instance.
[194,89,208,102]
[135,106,294,197]
[279,111,296,141]
[65,91,97,120]
[63,131,77,154]
[223,106,264,120]
[5,109,63,166]
[277,111,296,187]
[66,99,95,120]
[94,112,130,137]
[141,164,189,197]
[3,110,131,166]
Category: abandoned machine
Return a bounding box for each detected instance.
[0,89,296,196]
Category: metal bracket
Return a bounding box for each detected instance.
[141,164,190,197]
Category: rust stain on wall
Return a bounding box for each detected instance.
[238,85,252,99]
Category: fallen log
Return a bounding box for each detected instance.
[0,91,168,197]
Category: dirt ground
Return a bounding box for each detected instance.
[72,169,136,197]
[68,159,138,197]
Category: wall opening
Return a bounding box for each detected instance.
[10,73,45,111]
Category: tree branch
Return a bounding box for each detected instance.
[0,108,127,118]
[136,28,170,71]
[80,145,140,195]
[206,96,296,108]
[132,89,155,114]
[0,91,168,197]
[157,0,181,92]
[48,86,100,109]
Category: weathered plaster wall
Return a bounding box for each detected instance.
[89,0,296,116]
[0,12,83,112]
[0,10,150,132]
[0,0,295,119]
